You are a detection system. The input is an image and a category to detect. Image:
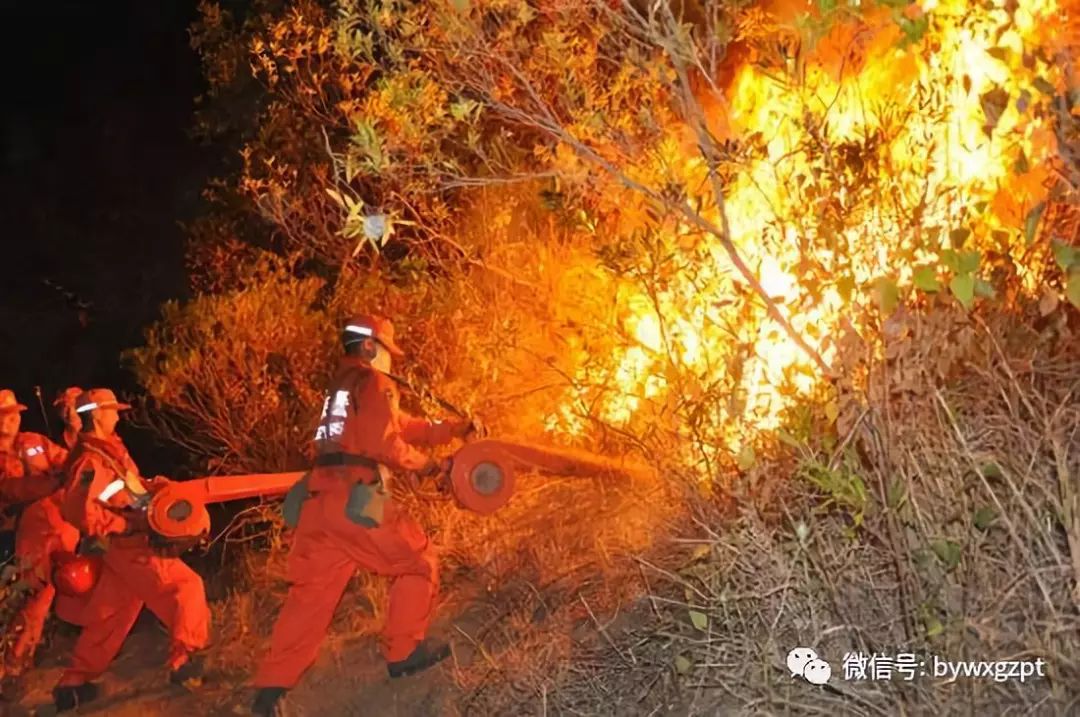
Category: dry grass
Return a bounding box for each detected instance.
[156,300,1080,717]
[195,454,681,713]
[504,306,1080,716]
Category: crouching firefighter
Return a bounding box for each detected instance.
[51,389,210,712]
[251,315,475,716]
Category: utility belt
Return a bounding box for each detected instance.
[283,454,388,530]
[314,452,379,470]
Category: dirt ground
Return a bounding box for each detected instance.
[5,607,465,717]
[1,469,692,717]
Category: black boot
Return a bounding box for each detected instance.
[252,686,287,716]
[170,654,205,686]
[52,682,101,712]
[387,639,451,678]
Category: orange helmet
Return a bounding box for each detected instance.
[74,388,132,415]
[53,386,84,409]
[343,315,404,356]
[0,389,28,414]
[52,552,103,597]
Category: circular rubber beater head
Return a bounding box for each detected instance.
[148,487,211,539]
[448,441,516,515]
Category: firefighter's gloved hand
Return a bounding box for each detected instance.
[147,475,171,493]
[453,417,486,440]
[415,458,451,491]
[123,508,151,535]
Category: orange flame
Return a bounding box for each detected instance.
[545,0,1067,469]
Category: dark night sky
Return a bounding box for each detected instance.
[0,1,212,467]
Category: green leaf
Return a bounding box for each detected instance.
[974,278,996,299]
[887,477,906,509]
[912,548,933,569]
[941,249,960,273]
[973,201,989,214]
[931,539,962,570]
[450,0,470,11]
[950,274,975,309]
[818,0,837,11]
[959,250,981,275]
[675,655,693,674]
[1025,202,1046,245]
[924,615,944,638]
[1052,239,1078,271]
[1067,270,1080,309]
[874,277,900,314]
[736,444,756,471]
[824,401,839,424]
[777,430,801,449]
[897,15,929,45]
[949,227,971,247]
[973,506,997,531]
[979,462,1003,479]
[689,610,708,630]
[913,265,941,292]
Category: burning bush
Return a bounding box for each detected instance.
[172,0,1080,481]
[122,0,1080,713]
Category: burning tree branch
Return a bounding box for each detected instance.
[436,3,831,376]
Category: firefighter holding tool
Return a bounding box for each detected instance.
[54,386,84,451]
[3,387,86,681]
[251,315,476,717]
[51,388,210,712]
[0,389,69,515]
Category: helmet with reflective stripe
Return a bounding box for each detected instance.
[343,315,404,357]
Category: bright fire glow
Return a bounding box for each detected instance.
[543,0,1067,471]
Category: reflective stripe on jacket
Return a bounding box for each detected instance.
[309,358,456,490]
[0,432,68,505]
[61,434,146,538]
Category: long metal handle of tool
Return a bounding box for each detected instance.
[146,471,307,540]
[33,386,53,438]
[157,471,307,506]
[384,371,468,419]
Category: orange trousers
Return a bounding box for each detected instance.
[254,488,438,689]
[57,540,210,687]
[9,496,85,669]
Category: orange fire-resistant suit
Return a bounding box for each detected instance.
[1,432,68,514]
[3,431,87,670]
[56,434,210,687]
[254,357,462,689]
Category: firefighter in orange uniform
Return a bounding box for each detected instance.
[51,388,210,712]
[54,386,84,451]
[5,387,86,678]
[0,389,69,515]
[252,315,474,716]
